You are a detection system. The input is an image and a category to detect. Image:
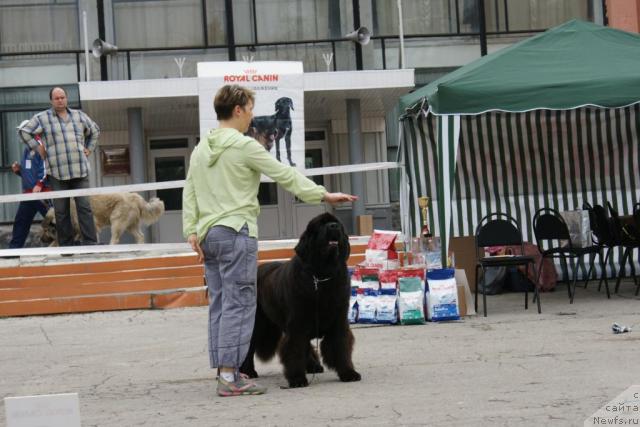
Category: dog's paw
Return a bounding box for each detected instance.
[306,363,324,374]
[287,376,309,388]
[338,369,361,382]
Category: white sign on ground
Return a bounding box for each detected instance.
[585,385,640,426]
[197,61,305,170]
[4,393,80,427]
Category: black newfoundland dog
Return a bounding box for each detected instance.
[240,212,361,388]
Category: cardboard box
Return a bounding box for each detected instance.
[449,236,477,291]
[356,215,373,236]
[455,269,476,316]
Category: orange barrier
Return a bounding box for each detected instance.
[0,243,395,317]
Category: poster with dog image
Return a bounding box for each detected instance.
[197,62,304,172]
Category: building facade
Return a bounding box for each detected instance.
[0,0,598,242]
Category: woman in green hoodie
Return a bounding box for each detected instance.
[183,84,357,397]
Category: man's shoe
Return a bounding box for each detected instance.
[216,377,266,397]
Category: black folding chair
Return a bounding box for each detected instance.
[582,203,613,298]
[607,202,640,296]
[474,213,537,317]
[533,208,599,304]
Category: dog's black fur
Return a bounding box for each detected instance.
[248,97,295,166]
[240,212,361,388]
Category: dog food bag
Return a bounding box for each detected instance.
[425,251,443,270]
[398,277,425,325]
[361,274,380,291]
[357,288,377,323]
[397,267,426,290]
[355,265,379,277]
[379,269,398,290]
[376,288,398,324]
[366,230,399,266]
[354,266,379,290]
[425,268,460,321]
[350,270,362,290]
[348,287,358,324]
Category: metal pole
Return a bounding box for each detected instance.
[97,0,108,80]
[478,0,488,56]
[347,99,365,233]
[397,0,405,68]
[82,10,90,81]
[352,0,363,70]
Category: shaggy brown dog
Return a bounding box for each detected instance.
[40,193,165,245]
[240,212,361,388]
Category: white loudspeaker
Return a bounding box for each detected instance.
[92,39,119,58]
[344,26,371,45]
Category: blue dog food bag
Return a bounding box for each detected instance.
[348,287,358,323]
[425,268,460,321]
[357,288,377,323]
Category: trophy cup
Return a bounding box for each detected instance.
[418,196,432,239]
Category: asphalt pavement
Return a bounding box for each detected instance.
[2,281,639,427]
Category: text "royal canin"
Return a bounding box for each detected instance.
[223,74,279,82]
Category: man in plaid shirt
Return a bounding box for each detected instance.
[19,87,100,247]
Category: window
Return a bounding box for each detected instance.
[0,0,79,54]
[370,0,591,36]
[150,138,189,150]
[250,0,352,43]
[113,0,205,49]
[205,0,227,45]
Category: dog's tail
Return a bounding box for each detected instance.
[140,197,165,225]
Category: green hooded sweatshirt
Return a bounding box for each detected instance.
[182,128,326,241]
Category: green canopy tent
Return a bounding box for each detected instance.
[398,20,640,278]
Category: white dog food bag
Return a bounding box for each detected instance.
[376,288,398,324]
[425,268,460,321]
[398,277,425,325]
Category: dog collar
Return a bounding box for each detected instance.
[312,275,331,291]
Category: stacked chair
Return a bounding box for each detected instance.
[532,208,599,304]
[582,203,614,298]
[607,202,640,296]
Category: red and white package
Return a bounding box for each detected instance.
[379,269,399,290]
[366,231,399,260]
[365,231,400,269]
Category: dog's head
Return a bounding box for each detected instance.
[295,212,350,264]
[39,207,58,245]
[275,97,294,115]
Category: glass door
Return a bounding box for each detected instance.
[148,137,192,243]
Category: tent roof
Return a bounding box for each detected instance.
[400,20,640,115]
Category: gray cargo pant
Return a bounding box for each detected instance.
[202,224,258,370]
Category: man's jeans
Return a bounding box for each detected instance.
[49,176,97,246]
[9,200,50,248]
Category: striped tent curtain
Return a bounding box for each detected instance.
[400,104,640,279]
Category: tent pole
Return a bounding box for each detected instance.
[437,115,460,268]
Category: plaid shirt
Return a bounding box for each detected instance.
[19,108,100,181]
